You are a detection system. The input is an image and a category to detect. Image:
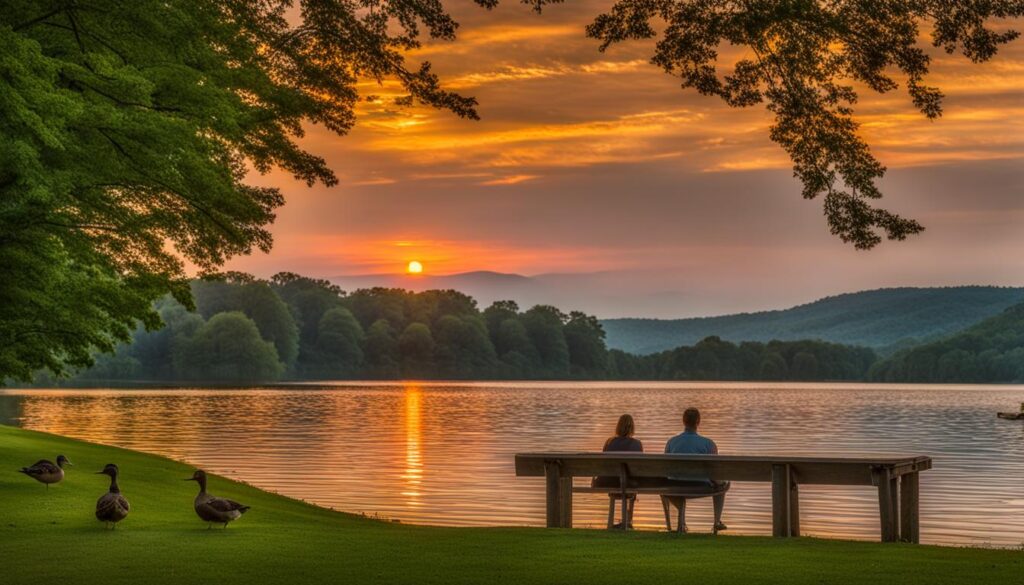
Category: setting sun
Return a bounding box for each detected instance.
[407,260,423,274]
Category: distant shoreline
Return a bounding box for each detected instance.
[6,379,1024,390]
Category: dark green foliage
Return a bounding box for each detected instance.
[564,311,609,377]
[603,287,1024,355]
[608,337,876,382]
[0,228,168,381]
[343,288,479,332]
[57,275,890,383]
[193,276,299,369]
[870,302,1024,383]
[364,319,400,378]
[347,291,409,331]
[52,276,615,382]
[791,352,819,381]
[398,323,436,378]
[522,306,571,377]
[434,315,498,377]
[177,312,284,382]
[0,0,482,382]
[270,273,346,360]
[484,300,520,345]
[585,0,1024,249]
[95,298,203,381]
[495,318,541,375]
[759,352,788,381]
[309,308,365,378]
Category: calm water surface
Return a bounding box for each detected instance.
[2,382,1023,547]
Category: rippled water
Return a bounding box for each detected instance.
[2,382,1023,546]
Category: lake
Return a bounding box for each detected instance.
[2,382,1023,547]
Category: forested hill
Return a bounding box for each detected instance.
[869,302,1024,383]
[602,287,1024,355]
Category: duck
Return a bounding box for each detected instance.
[19,455,72,488]
[95,464,130,529]
[184,469,250,528]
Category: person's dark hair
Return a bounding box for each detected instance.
[683,408,701,428]
[615,414,635,438]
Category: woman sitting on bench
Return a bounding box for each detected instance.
[592,414,642,488]
[593,414,643,529]
[593,413,638,465]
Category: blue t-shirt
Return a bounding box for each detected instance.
[664,429,718,482]
[664,429,718,455]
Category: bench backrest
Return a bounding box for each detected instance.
[515,453,931,486]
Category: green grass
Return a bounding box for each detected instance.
[1,424,1020,585]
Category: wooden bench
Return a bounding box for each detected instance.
[515,453,932,543]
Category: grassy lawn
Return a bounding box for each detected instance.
[1,424,1020,585]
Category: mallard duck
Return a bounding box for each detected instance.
[184,469,250,528]
[19,455,72,488]
[95,464,130,529]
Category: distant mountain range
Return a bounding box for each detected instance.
[601,287,1024,355]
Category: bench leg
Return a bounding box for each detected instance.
[607,496,616,530]
[544,462,561,528]
[789,481,800,537]
[625,496,635,530]
[900,472,920,544]
[558,477,573,528]
[676,500,686,534]
[661,496,672,531]
[889,475,900,539]
[713,493,726,534]
[875,468,898,542]
[772,464,792,537]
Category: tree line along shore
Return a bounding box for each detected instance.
[25,273,1024,385]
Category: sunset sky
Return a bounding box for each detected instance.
[226,1,1024,317]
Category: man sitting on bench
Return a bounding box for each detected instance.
[663,407,729,533]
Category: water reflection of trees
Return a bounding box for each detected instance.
[0,394,24,426]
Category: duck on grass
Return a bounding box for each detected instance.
[184,469,251,529]
[94,463,130,529]
[18,454,71,488]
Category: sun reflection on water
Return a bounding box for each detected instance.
[402,384,424,500]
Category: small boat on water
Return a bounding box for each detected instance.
[997,403,1024,420]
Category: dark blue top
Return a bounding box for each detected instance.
[593,436,644,488]
[603,436,643,452]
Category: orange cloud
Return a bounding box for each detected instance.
[480,174,538,185]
